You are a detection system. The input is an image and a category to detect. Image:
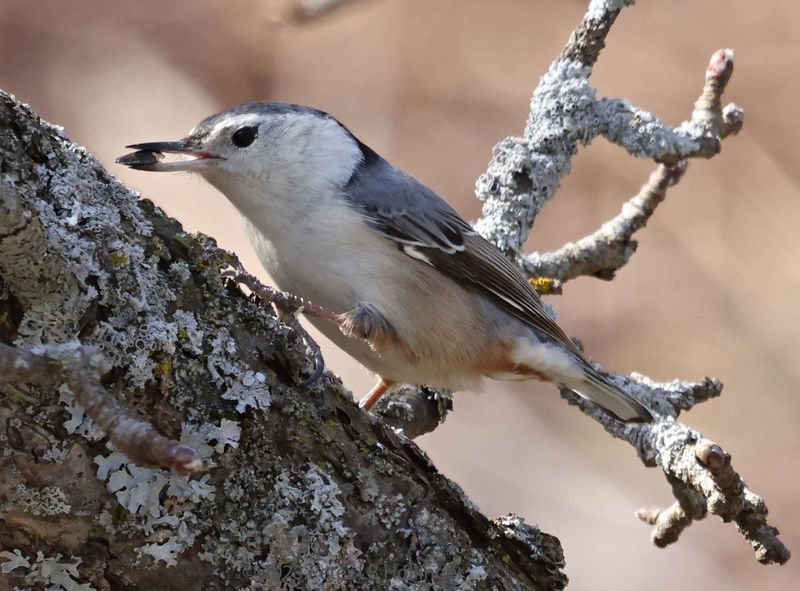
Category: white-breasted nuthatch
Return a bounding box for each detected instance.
[117,102,652,422]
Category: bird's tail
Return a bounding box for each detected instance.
[565,367,652,422]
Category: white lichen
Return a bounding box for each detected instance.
[92,419,240,567]
[0,549,29,573]
[96,446,216,519]
[374,493,407,528]
[135,536,184,567]
[457,563,488,591]
[59,384,106,441]
[41,442,71,463]
[476,58,598,253]
[595,97,701,159]
[105,462,173,519]
[180,418,242,456]
[223,370,272,412]
[202,464,364,588]
[0,125,193,398]
[173,309,205,354]
[0,549,96,591]
[208,329,274,412]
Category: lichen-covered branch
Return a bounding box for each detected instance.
[474,0,632,255]
[0,92,567,589]
[596,49,743,166]
[474,4,741,257]
[559,374,790,564]
[0,342,201,474]
[344,2,787,566]
[461,0,787,565]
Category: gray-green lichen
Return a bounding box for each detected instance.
[15,483,72,516]
[202,464,364,589]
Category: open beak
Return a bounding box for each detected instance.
[116,139,223,172]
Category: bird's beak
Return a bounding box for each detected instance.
[116,139,223,172]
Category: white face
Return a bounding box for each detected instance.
[122,107,364,203]
[199,112,361,188]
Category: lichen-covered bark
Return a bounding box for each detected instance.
[0,93,567,590]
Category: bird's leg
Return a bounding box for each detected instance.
[337,302,400,354]
[359,378,394,410]
[223,266,402,382]
[222,268,340,323]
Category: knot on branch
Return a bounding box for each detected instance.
[372,386,453,439]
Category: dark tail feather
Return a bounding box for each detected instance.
[567,368,653,422]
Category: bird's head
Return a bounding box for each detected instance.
[117,102,365,208]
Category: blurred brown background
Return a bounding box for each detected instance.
[1,0,797,588]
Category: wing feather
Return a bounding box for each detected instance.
[342,152,582,356]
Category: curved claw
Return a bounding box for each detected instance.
[300,332,326,386]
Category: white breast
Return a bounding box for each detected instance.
[244,193,381,314]
[241,191,497,390]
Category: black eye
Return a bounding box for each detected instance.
[231,126,258,148]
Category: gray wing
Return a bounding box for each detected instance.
[342,152,582,356]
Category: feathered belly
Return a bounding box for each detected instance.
[245,215,498,390]
[305,313,485,391]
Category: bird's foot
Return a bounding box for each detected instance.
[222,266,337,384]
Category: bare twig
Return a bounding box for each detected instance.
[636,481,707,548]
[0,342,201,474]
[522,162,688,282]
